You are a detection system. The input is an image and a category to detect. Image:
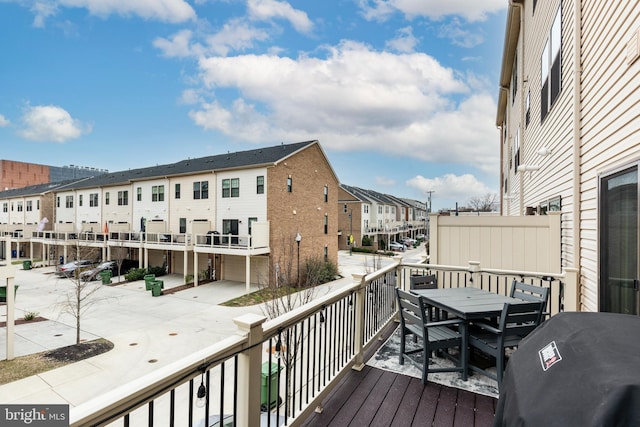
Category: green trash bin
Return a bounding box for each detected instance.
[22,260,32,270]
[151,280,163,297]
[260,362,282,412]
[100,270,112,284]
[144,274,156,291]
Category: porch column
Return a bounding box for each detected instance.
[245,255,251,292]
[352,273,366,371]
[63,245,68,264]
[3,237,16,360]
[106,245,111,262]
[563,267,580,312]
[183,249,188,285]
[193,252,199,287]
[233,313,267,427]
[144,247,149,269]
[29,241,33,261]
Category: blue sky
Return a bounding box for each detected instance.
[0,0,507,211]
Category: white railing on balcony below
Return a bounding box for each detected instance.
[145,232,192,247]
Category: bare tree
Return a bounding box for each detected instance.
[111,243,128,283]
[57,242,104,344]
[468,193,499,212]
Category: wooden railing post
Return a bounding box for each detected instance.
[352,273,366,371]
[468,261,481,288]
[562,267,580,312]
[233,313,267,427]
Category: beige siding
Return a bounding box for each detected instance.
[431,213,562,274]
[579,0,640,312]
[168,172,216,234]
[222,255,269,284]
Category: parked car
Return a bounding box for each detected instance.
[56,260,96,278]
[80,261,117,282]
[80,259,138,281]
[389,241,405,251]
[401,237,417,246]
[415,234,426,240]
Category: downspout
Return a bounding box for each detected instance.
[513,0,524,216]
[572,0,582,308]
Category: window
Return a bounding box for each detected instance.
[256,176,264,194]
[105,192,110,205]
[179,218,187,234]
[231,179,239,197]
[378,206,383,214]
[137,187,142,202]
[324,214,328,234]
[248,217,257,235]
[17,202,23,212]
[26,201,32,212]
[152,185,165,202]
[525,91,531,127]
[511,51,518,104]
[2,202,7,213]
[538,196,562,215]
[324,246,328,262]
[37,200,39,210]
[324,185,328,202]
[514,128,520,171]
[193,181,208,199]
[118,190,128,206]
[541,6,562,122]
[363,205,369,214]
[11,203,13,211]
[344,204,348,213]
[90,193,99,207]
[57,197,60,208]
[287,176,292,192]
[78,195,83,207]
[65,196,73,208]
[222,179,230,198]
[175,184,181,199]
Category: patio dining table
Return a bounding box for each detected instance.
[412,286,526,380]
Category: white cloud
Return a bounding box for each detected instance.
[190,40,498,173]
[406,173,496,205]
[154,20,270,58]
[0,114,10,127]
[359,0,505,22]
[385,26,418,53]
[19,105,91,142]
[247,0,313,33]
[438,18,484,48]
[28,0,196,25]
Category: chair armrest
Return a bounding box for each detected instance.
[470,321,501,335]
[427,318,464,328]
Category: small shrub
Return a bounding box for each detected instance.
[23,311,39,321]
[147,266,166,277]
[352,247,375,254]
[302,257,339,287]
[125,268,146,281]
[361,235,373,246]
[185,274,194,284]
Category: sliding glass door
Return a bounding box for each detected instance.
[600,166,639,315]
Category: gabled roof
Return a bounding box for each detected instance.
[0,179,83,198]
[61,140,319,190]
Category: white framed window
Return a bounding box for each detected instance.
[541,5,562,122]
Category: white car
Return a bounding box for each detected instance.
[389,241,405,251]
[415,234,426,240]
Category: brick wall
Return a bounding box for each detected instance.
[0,160,50,190]
[267,143,339,284]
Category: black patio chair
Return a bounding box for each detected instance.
[396,288,466,385]
[468,301,544,386]
[510,280,549,323]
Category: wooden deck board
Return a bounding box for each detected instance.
[300,323,497,427]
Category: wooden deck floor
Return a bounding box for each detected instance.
[300,323,497,427]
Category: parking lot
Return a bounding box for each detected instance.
[0,247,424,406]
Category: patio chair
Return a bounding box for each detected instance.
[396,288,466,385]
[410,274,437,290]
[468,301,544,386]
[510,280,549,323]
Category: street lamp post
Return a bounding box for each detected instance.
[295,232,301,285]
[349,209,353,256]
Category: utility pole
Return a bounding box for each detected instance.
[425,191,434,240]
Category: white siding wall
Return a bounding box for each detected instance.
[578,0,640,312]
[216,168,267,235]
[24,196,41,225]
[55,190,76,226]
[506,0,577,268]
[76,188,102,231]
[132,178,170,232]
[168,172,216,233]
[103,184,133,227]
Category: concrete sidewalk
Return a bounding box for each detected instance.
[0,247,424,406]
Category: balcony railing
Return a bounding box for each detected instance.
[69,260,577,426]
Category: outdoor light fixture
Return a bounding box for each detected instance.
[537,147,553,157]
[196,372,207,408]
[274,337,282,360]
[319,309,325,327]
